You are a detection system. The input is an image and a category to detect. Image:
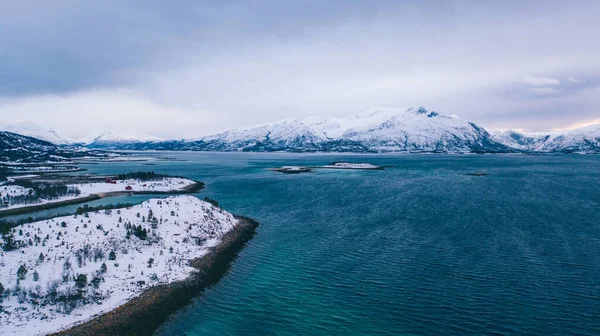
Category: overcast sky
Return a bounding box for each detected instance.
[1,0,599,139]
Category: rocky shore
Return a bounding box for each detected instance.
[51,216,258,336]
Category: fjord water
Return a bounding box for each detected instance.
[48,154,600,334]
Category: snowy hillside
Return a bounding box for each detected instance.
[0,131,111,163]
[113,107,512,153]
[0,196,239,335]
[83,125,163,148]
[491,130,550,151]
[492,124,600,153]
[1,121,76,145]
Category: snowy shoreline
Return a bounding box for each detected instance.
[52,216,258,336]
[0,196,257,336]
[0,178,203,216]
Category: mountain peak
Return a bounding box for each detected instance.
[2,120,76,145]
[81,125,163,147]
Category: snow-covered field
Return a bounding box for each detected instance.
[0,196,238,335]
[1,177,197,210]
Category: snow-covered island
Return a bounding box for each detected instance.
[0,175,202,215]
[270,162,384,174]
[0,195,258,336]
[271,166,312,174]
[320,162,384,170]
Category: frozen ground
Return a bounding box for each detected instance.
[0,195,238,335]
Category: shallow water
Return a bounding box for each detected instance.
[11,153,600,335]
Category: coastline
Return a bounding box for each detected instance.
[0,181,204,216]
[50,215,258,336]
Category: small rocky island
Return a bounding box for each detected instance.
[271,166,313,174]
[320,162,384,170]
[272,162,385,174]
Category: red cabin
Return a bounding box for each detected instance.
[105,178,113,183]
[125,186,133,191]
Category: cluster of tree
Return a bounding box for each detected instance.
[123,222,148,240]
[6,254,113,313]
[75,202,134,215]
[2,180,81,207]
[2,231,18,251]
[203,197,220,208]
[116,171,179,181]
[2,225,64,252]
[72,244,106,268]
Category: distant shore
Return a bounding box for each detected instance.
[51,216,258,336]
[0,181,204,217]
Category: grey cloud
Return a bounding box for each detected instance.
[1,0,600,136]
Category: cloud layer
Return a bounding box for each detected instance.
[0,0,599,137]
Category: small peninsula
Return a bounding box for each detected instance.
[0,195,258,336]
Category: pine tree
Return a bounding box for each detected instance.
[2,233,16,251]
[108,251,117,260]
[75,274,87,289]
[33,270,40,281]
[100,263,107,273]
[17,265,27,280]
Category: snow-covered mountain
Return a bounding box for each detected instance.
[1,121,76,145]
[0,131,114,163]
[492,124,600,153]
[82,125,163,148]
[119,107,513,153]
[9,107,598,153]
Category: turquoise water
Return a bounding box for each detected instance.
[10,153,600,335]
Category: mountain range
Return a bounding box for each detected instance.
[0,132,110,163]
[0,122,162,148]
[2,107,600,154]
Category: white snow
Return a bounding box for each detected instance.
[0,195,239,336]
[81,125,163,146]
[1,121,76,145]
